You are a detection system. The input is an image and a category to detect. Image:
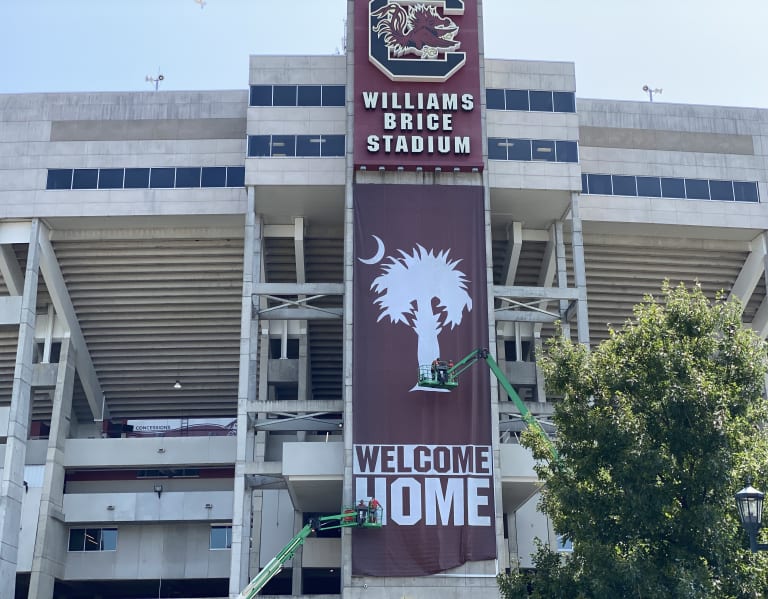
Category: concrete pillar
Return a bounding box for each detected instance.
[0,219,41,599]
[570,193,590,346]
[28,337,76,599]
[554,221,571,339]
[291,510,303,594]
[229,189,261,597]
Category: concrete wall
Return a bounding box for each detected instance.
[62,522,230,580]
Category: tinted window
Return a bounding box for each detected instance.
[581,173,588,193]
[175,167,201,188]
[505,89,529,111]
[684,178,710,200]
[553,91,576,113]
[270,135,296,157]
[636,176,661,197]
[322,135,345,157]
[734,181,759,203]
[201,167,226,187]
[72,169,98,189]
[486,89,505,110]
[249,85,272,106]
[47,169,73,190]
[532,139,556,161]
[248,136,271,157]
[98,168,123,189]
[124,168,150,188]
[709,179,734,202]
[507,139,531,161]
[297,135,322,157]
[149,168,175,188]
[273,85,297,106]
[529,91,553,112]
[660,177,685,198]
[587,174,612,195]
[84,528,102,551]
[227,166,245,187]
[298,85,322,106]
[555,141,578,163]
[68,528,85,551]
[487,138,507,160]
[322,85,345,106]
[612,175,637,196]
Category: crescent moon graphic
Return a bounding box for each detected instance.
[358,235,385,265]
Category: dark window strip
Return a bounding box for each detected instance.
[487,138,578,163]
[247,135,346,158]
[46,166,245,190]
[486,88,576,113]
[582,173,759,203]
[249,84,346,107]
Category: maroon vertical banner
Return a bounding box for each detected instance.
[353,0,483,171]
[353,184,495,576]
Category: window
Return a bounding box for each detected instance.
[226,166,245,187]
[709,179,734,202]
[529,91,554,112]
[322,135,345,157]
[553,91,576,113]
[322,85,345,106]
[636,176,662,197]
[46,169,73,190]
[734,181,759,202]
[297,85,322,106]
[487,138,508,160]
[201,167,226,187]
[488,138,576,163]
[68,527,117,551]
[555,140,578,163]
[587,174,612,195]
[297,135,322,157]
[210,525,232,549]
[685,178,710,200]
[611,175,637,196]
[506,139,532,161]
[532,139,556,161]
[249,85,272,106]
[273,85,298,106]
[505,89,529,111]
[124,168,150,188]
[486,89,505,110]
[247,135,345,158]
[175,167,201,188]
[270,135,296,157]
[98,168,124,189]
[660,177,686,199]
[72,169,98,189]
[149,167,175,188]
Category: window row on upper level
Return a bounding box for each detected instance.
[487,89,576,113]
[247,135,345,158]
[46,166,245,190]
[489,138,578,163]
[249,85,346,107]
[582,173,760,203]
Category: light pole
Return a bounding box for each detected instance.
[735,481,768,552]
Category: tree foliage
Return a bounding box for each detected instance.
[501,282,768,598]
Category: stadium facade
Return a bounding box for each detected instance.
[2,1,768,598]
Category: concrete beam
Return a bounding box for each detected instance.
[257,307,343,320]
[494,310,558,323]
[750,298,768,339]
[252,283,344,295]
[37,227,107,421]
[728,234,766,305]
[494,285,580,300]
[501,222,522,286]
[0,245,24,296]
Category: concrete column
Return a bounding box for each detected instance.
[28,337,76,599]
[0,219,41,599]
[570,193,590,346]
[291,510,304,594]
[554,221,571,339]
[229,189,261,597]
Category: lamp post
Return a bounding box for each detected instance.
[735,481,768,552]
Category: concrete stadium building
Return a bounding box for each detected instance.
[2,2,768,598]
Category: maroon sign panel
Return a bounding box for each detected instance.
[353,184,495,576]
[354,0,483,171]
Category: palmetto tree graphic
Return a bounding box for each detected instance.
[368,242,473,372]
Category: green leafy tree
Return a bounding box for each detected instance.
[501,282,768,598]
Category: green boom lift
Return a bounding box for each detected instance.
[418,348,558,461]
[237,502,381,598]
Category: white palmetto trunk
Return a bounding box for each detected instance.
[412,297,441,367]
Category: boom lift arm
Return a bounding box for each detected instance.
[237,502,381,598]
[419,348,558,461]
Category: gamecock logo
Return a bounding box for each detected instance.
[369,0,466,82]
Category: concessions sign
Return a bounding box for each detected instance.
[353,184,495,576]
[354,0,483,170]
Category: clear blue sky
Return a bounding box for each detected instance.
[2,0,767,108]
